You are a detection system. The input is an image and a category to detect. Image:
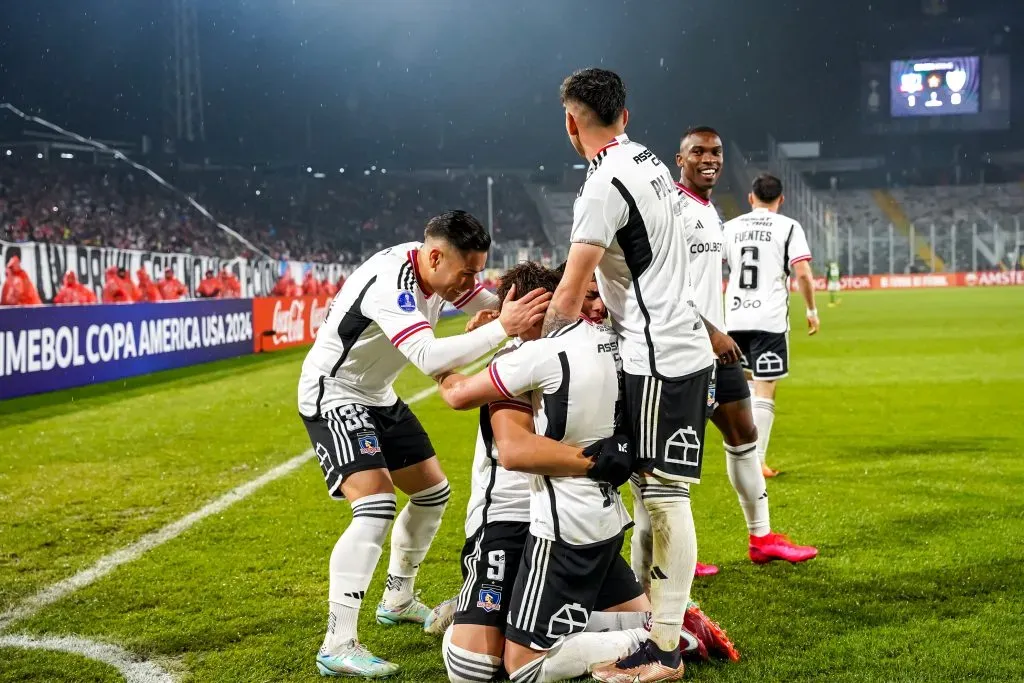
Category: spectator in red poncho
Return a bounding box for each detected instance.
[1,256,43,306]
[54,271,98,304]
[320,278,338,297]
[197,270,222,298]
[271,272,302,297]
[302,271,320,296]
[158,268,188,301]
[102,266,132,303]
[219,268,241,298]
[137,268,162,302]
[118,267,141,302]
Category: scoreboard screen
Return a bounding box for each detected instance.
[890,56,980,117]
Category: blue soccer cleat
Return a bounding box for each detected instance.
[316,641,399,678]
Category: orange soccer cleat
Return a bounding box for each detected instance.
[683,603,740,663]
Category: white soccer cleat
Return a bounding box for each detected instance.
[316,641,399,678]
[375,592,432,626]
[423,596,458,636]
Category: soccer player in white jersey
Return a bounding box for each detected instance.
[671,128,817,570]
[296,210,550,677]
[542,68,718,682]
[433,264,736,683]
[723,173,819,481]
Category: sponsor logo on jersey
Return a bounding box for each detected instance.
[396,290,417,312]
[477,586,502,612]
[358,435,382,455]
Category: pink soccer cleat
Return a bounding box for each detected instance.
[694,561,719,577]
[683,603,740,663]
[749,532,818,564]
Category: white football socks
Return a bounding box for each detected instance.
[322,492,397,654]
[585,611,649,632]
[629,480,653,595]
[641,484,696,653]
[442,626,502,683]
[752,397,776,464]
[382,479,450,609]
[725,441,770,537]
[508,628,648,683]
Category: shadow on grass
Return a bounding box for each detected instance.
[0,347,308,428]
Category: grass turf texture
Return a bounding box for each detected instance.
[1,288,1022,682]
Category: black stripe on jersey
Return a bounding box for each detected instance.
[543,475,561,543]
[610,177,658,376]
[783,224,795,277]
[397,262,412,290]
[478,406,499,529]
[546,319,583,339]
[542,352,571,441]
[315,276,377,417]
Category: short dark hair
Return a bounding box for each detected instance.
[424,210,491,253]
[681,126,721,145]
[496,262,561,311]
[752,173,784,203]
[559,68,626,127]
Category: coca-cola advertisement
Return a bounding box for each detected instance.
[252,295,331,352]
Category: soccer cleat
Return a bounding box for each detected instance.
[423,596,458,636]
[679,627,710,663]
[684,603,740,663]
[591,640,685,682]
[316,641,399,678]
[694,561,719,577]
[375,592,432,626]
[749,532,818,564]
[761,463,781,478]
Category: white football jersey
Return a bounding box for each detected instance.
[298,241,501,416]
[570,134,714,381]
[489,320,632,547]
[723,209,812,334]
[464,341,532,539]
[678,183,726,332]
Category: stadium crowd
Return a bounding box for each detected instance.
[0,160,545,265]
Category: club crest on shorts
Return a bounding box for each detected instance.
[706,383,717,408]
[396,290,416,312]
[477,585,502,613]
[358,435,381,455]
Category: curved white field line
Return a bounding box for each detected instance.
[0,634,175,683]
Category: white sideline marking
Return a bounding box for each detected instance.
[0,634,175,683]
[0,355,490,637]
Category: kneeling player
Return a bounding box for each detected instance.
[297,211,550,677]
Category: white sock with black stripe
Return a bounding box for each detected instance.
[442,626,502,683]
[725,441,770,536]
[322,492,397,655]
[628,479,653,595]
[642,484,697,653]
[507,629,648,683]
[383,479,451,609]
[752,398,776,464]
[585,610,650,632]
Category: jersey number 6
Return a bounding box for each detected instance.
[739,246,760,290]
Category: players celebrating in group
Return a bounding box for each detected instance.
[296,67,820,681]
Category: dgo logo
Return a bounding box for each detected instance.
[272,299,306,344]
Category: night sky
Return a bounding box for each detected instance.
[0,0,1018,168]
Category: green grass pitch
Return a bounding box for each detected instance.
[1,287,1023,682]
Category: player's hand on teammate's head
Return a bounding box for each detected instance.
[583,434,634,487]
[807,314,820,336]
[498,285,552,337]
[466,309,499,332]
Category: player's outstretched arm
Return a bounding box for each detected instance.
[792,260,819,335]
[435,367,506,411]
[490,405,593,476]
[541,242,605,336]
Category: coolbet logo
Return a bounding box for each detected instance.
[272,299,306,344]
